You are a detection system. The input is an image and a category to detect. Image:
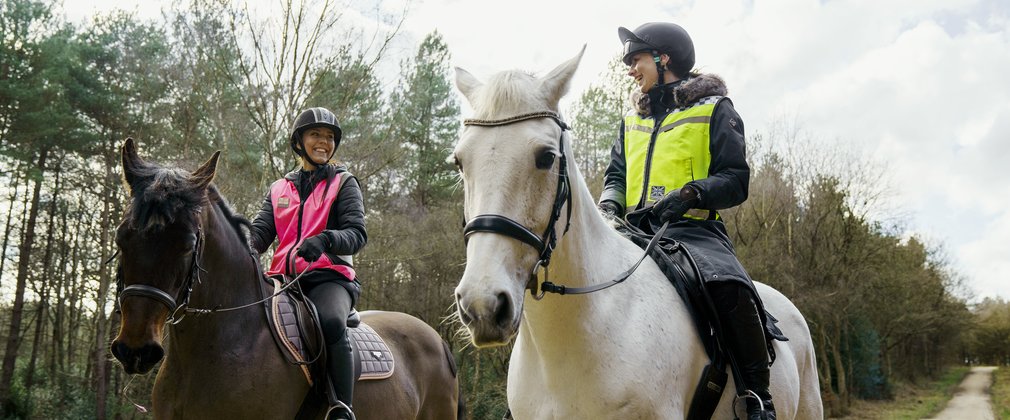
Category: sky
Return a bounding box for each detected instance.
[63,0,1010,301]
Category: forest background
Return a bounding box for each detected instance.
[1,0,1009,418]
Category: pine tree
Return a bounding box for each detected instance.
[389,31,460,208]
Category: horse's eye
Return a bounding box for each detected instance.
[535,150,556,170]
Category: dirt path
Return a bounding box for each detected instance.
[925,366,997,420]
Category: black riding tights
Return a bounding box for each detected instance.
[305,280,354,408]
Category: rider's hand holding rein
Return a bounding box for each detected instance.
[652,186,700,223]
[297,233,331,262]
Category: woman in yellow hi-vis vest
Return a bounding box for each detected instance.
[599,22,777,420]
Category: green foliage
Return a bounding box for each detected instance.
[968,298,1010,365]
[569,55,634,195]
[455,347,510,420]
[847,317,890,399]
[388,31,460,206]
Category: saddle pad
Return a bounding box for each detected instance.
[271,279,313,384]
[349,323,395,380]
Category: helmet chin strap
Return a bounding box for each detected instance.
[296,137,332,168]
[652,51,666,87]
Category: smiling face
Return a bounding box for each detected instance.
[299,126,336,169]
[626,51,678,93]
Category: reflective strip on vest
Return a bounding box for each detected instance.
[266,173,356,280]
[624,99,719,220]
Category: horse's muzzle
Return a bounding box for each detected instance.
[456,290,517,347]
[111,340,165,374]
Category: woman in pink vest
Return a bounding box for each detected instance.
[249,107,366,420]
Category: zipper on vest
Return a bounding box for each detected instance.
[637,121,663,209]
[283,190,307,276]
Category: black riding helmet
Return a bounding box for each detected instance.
[289,107,342,165]
[618,22,695,79]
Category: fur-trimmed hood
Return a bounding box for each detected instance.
[631,73,728,116]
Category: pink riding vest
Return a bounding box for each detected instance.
[266,173,356,281]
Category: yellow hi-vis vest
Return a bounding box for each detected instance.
[624,97,721,219]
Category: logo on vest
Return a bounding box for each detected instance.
[649,185,666,202]
[277,197,290,208]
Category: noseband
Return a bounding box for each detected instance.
[116,226,205,323]
[461,111,572,299]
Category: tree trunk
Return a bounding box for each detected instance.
[830,317,848,411]
[66,221,85,381]
[51,204,78,387]
[26,166,61,390]
[48,197,71,382]
[0,169,22,286]
[92,138,118,419]
[0,147,48,412]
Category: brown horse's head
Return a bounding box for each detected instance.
[110,138,219,374]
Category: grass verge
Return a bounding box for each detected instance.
[992,366,1010,419]
[830,365,970,420]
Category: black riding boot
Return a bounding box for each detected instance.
[325,331,355,420]
[711,283,776,420]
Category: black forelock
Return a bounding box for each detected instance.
[126,163,206,232]
[125,160,251,249]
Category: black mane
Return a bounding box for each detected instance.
[125,161,251,246]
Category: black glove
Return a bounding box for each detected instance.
[598,200,621,217]
[652,187,700,223]
[296,233,331,262]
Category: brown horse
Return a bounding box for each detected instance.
[110,139,462,419]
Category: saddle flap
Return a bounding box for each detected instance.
[267,277,318,385]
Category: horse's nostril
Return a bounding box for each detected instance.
[140,344,165,365]
[494,292,512,327]
[456,292,474,325]
[111,341,130,362]
[459,306,473,325]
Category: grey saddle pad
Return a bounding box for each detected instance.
[271,279,394,383]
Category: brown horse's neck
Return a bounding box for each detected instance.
[168,201,264,344]
[203,201,261,305]
[155,199,307,412]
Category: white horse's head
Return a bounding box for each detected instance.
[453,48,584,347]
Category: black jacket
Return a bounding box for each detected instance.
[249,164,367,257]
[600,74,749,214]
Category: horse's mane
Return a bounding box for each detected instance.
[126,161,251,246]
[471,70,550,119]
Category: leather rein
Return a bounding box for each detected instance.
[461,111,668,299]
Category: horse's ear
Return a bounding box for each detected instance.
[121,138,143,191]
[540,45,586,109]
[454,67,483,105]
[190,151,220,191]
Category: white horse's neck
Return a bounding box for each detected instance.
[510,154,702,417]
[519,151,668,345]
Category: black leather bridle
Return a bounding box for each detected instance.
[460,111,671,299]
[461,111,572,299]
[116,226,205,324]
